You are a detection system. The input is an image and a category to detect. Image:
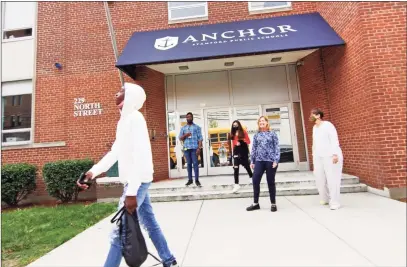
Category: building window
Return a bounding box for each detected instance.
[1,80,33,146]
[2,2,36,41]
[248,1,292,14]
[168,2,208,22]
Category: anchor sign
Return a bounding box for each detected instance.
[154,36,179,51]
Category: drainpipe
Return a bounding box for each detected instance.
[103,1,124,86]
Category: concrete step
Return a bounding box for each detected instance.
[147,176,360,195]
[98,183,368,203]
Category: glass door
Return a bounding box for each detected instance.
[262,104,298,171]
[168,110,207,178]
[205,108,233,176]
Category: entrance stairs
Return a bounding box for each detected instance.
[97,171,367,203]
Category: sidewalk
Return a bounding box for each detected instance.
[28,193,406,267]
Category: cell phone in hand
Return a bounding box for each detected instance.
[77,172,93,189]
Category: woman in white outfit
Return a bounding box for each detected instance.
[310,108,343,210]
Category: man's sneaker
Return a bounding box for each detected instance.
[271,204,277,212]
[320,200,329,205]
[246,203,260,211]
[164,260,179,267]
[232,184,241,193]
[185,180,193,187]
[195,180,202,187]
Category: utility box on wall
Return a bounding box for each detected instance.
[106,161,119,177]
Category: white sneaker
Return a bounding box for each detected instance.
[232,184,241,193]
[330,204,341,210]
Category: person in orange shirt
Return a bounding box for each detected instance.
[229,120,253,193]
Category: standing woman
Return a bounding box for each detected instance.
[229,120,253,193]
[247,116,280,212]
[310,108,343,210]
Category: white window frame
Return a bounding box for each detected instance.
[2,128,32,146]
[2,81,34,146]
[1,2,35,43]
[248,1,292,14]
[167,2,208,23]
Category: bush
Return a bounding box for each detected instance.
[43,159,94,203]
[1,163,37,206]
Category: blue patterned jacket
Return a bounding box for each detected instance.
[251,131,280,163]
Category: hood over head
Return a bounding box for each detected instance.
[121,82,146,116]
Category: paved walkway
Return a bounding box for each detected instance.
[28,193,406,267]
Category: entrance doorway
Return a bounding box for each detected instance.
[168,103,300,178]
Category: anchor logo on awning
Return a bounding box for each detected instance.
[154,36,179,51]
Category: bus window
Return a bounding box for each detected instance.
[210,134,218,143]
[219,133,228,142]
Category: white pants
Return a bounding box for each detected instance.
[313,154,343,206]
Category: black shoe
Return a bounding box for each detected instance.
[164,260,178,267]
[246,204,260,211]
[185,180,193,186]
[271,204,277,212]
[195,180,202,187]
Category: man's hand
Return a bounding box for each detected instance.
[124,196,137,214]
[76,171,93,190]
[251,164,255,169]
[181,132,191,141]
[272,162,278,168]
[332,155,339,164]
[196,148,201,156]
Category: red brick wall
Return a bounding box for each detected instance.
[357,2,407,189]
[298,2,407,189]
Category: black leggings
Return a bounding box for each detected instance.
[233,156,253,184]
[252,161,278,204]
[232,142,252,184]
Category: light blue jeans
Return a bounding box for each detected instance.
[104,182,176,267]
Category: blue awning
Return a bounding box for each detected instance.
[116,12,344,79]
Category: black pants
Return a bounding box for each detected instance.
[233,142,252,184]
[252,161,278,204]
[233,156,253,184]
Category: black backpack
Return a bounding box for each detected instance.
[111,207,161,267]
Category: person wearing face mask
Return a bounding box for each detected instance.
[77,82,178,267]
[179,112,203,187]
[229,120,253,193]
[247,116,280,212]
[310,108,343,210]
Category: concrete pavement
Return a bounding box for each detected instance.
[28,193,406,267]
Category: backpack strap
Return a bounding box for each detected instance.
[148,252,162,266]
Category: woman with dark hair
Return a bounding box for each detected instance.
[247,116,280,212]
[310,108,343,210]
[229,120,253,193]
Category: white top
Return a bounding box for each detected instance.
[312,121,342,157]
[89,83,154,196]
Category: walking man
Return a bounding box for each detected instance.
[179,112,203,187]
[77,82,178,267]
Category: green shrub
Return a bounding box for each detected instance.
[43,159,94,203]
[1,163,37,206]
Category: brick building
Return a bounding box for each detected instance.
[1,1,406,203]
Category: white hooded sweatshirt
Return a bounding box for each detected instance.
[89,83,154,196]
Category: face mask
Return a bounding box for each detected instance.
[309,116,317,122]
[233,126,238,129]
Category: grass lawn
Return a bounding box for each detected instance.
[1,202,117,267]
